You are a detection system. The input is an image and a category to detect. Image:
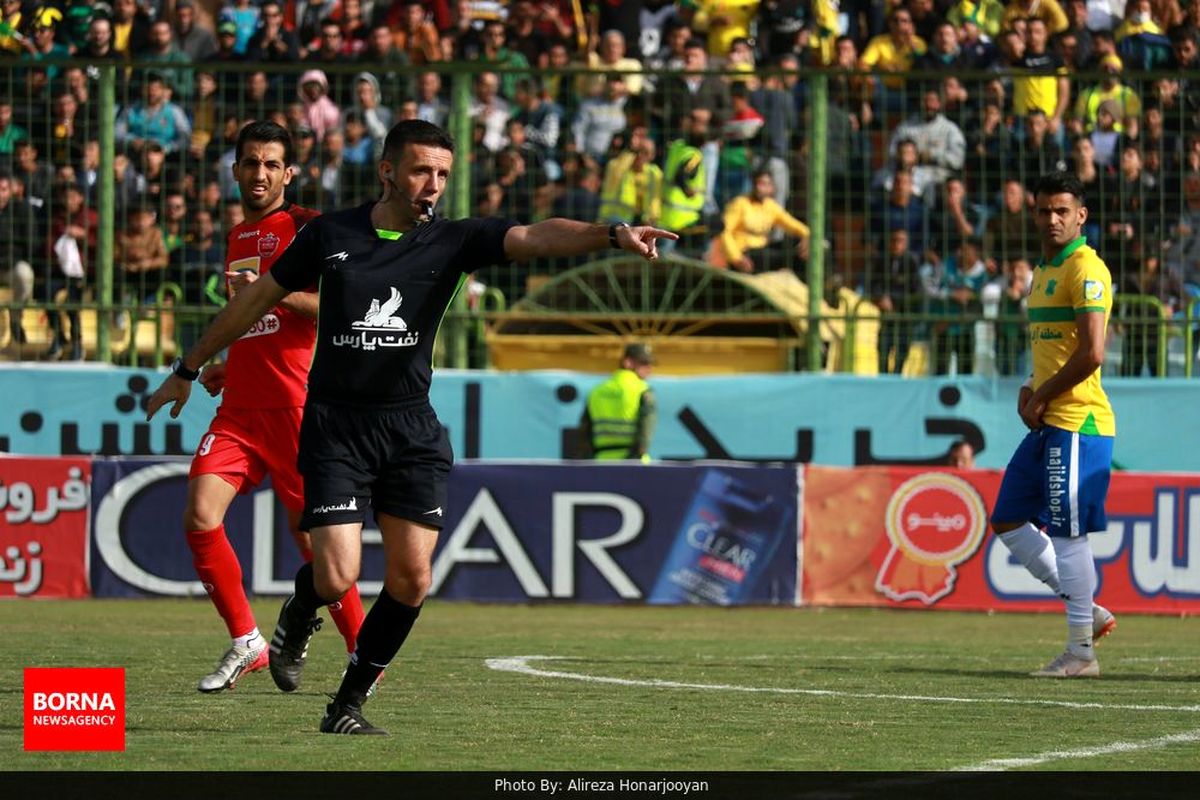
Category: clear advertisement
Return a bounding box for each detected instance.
[433,462,799,604]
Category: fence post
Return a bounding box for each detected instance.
[806,72,828,373]
[97,64,116,362]
[440,67,474,369]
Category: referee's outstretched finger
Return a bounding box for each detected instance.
[634,227,677,260]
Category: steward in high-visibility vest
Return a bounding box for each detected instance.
[580,343,657,461]
[598,143,663,224]
[660,126,707,233]
[1072,54,1141,134]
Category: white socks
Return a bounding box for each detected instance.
[998,523,1061,592]
[233,628,262,648]
[1051,535,1097,660]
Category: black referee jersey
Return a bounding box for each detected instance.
[270,203,517,404]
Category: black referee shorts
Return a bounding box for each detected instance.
[297,397,452,532]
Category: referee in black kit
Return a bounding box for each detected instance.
[146,120,677,735]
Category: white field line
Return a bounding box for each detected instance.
[484,656,1200,714]
[700,653,1196,664]
[955,728,1200,771]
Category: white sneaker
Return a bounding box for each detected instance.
[1093,604,1117,643]
[198,636,268,693]
[1030,650,1100,678]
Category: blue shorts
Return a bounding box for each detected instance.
[991,426,1114,538]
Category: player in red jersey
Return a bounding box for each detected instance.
[187,121,365,693]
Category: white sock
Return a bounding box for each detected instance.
[1051,535,1096,660]
[1068,625,1093,660]
[998,523,1060,592]
[233,628,262,648]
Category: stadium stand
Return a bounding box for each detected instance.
[1,0,1199,375]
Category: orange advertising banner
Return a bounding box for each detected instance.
[801,465,1200,615]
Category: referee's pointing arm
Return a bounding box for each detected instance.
[504,219,678,262]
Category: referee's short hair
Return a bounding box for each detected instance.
[236,120,293,165]
[382,120,455,164]
[1034,171,1086,204]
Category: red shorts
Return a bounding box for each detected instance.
[189,405,305,513]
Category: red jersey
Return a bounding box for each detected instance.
[221,203,321,409]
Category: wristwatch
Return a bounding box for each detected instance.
[171,357,201,381]
[608,222,629,249]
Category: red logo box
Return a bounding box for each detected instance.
[24,668,125,751]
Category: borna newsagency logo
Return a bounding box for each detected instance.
[24,667,125,751]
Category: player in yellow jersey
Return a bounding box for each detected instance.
[991,172,1117,678]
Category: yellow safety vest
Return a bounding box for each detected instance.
[660,140,706,232]
[587,369,649,460]
[1076,84,1140,133]
[599,161,663,224]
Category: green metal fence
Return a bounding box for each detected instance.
[1,58,1198,375]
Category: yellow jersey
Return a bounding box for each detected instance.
[1028,237,1115,436]
[692,0,760,57]
[716,196,810,263]
[859,34,928,89]
[1001,0,1069,35]
[1012,50,1069,117]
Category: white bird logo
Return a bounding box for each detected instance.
[362,287,406,329]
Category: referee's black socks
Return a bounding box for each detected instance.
[292,561,334,616]
[336,590,422,708]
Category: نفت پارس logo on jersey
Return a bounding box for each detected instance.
[874,473,987,605]
[333,287,420,351]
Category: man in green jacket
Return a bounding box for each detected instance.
[580,343,657,461]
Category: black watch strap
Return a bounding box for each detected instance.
[172,358,201,381]
[608,222,628,249]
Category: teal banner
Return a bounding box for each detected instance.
[0,365,1193,470]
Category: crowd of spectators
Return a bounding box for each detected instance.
[0,0,1198,374]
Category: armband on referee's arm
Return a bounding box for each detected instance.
[1021,375,1034,390]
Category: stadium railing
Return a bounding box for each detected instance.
[1,58,1197,376]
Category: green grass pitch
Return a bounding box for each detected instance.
[2,600,1198,771]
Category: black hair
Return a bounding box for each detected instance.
[1034,171,1086,203]
[381,119,455,164]
[1170,25,1198,44]
[514,77,541,95]
[236,120,294,165]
